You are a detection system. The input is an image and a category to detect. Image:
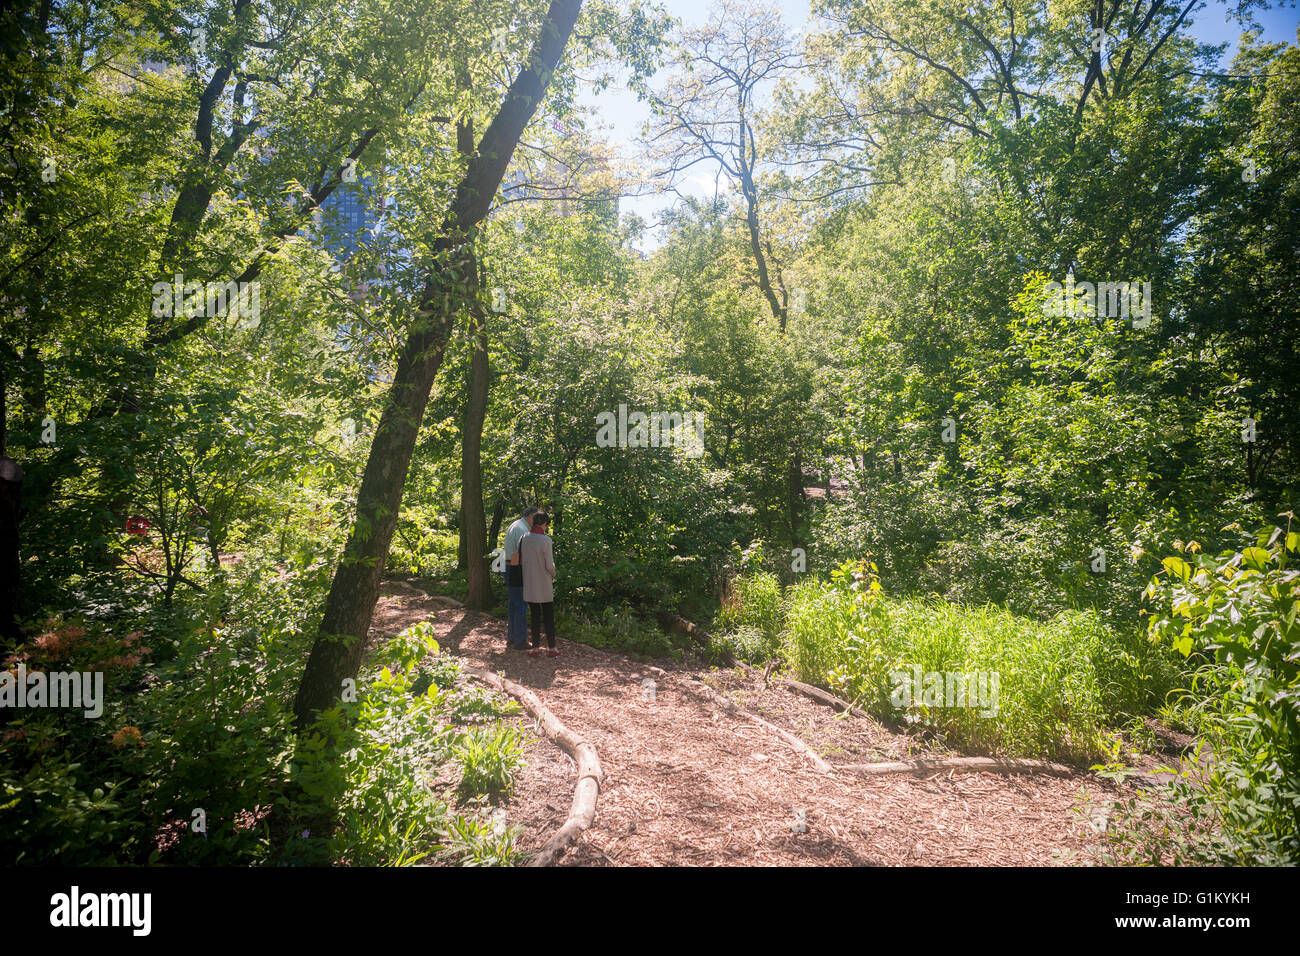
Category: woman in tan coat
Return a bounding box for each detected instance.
[518,512,557,657]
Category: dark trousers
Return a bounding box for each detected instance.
[504,571,527,647]
[528,601,555,649]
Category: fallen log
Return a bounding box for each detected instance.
[655,610,735,665]
[678,675,833,774]
[463,665,603,866]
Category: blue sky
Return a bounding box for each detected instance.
[576,0,1298,244]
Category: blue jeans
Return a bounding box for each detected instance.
[504,571,527,647]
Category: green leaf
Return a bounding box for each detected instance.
[1242,547,1271,572]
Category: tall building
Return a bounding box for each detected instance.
[316,173,385,257]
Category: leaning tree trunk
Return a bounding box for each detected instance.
[292,277,465,727]
[293,0,586,731]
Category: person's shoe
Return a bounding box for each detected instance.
[527,648,542,658]
[547,648,560,658]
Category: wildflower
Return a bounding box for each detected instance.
[111,726,145,749]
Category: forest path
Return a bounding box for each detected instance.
[372,581,1113,866]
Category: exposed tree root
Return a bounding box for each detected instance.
[690,666,1093,782]
[840,757,1077,778]
[769,673,877,723]
[463,665,603,866]
[671,671,834,774]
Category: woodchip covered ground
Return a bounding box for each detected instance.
[370,581,1134,867]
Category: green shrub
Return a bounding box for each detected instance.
[718,625,776,664]
[443,810,525,866]
[389,520,458,578]
[291,623,524,866]
[716,569,784,644]
[557,606,684,660]
[454,725,528,800]
[1135,522,1300,864]
[0,730,135,865]
[1,566,527,867]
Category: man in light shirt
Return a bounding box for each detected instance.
[502,506,539,650]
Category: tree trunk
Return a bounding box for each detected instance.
[1246,406,1257,491]
[787,449,805,549]
[736,131,802,544]
[21,344,45,434]
[461,265,492,610]
[293,0,585,731]
[737,156,785,330]
[294,262,469,728]
[0,359,23,648]
[487,499,505,556]
[0,466,22,649]
[0,353,7,457]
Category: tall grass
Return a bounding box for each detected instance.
[781,563,1176,762]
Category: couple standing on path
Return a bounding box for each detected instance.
[503,507,558,657]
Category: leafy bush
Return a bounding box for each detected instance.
[1135,521,1300,863]
[289,622,524,866]
[557,606,685,660]
[390,526,459,579]
[716,567,785,644]
[291,662,453,867]
[717,625,775,664]
[1,568,527,867]
[0,731,135,865]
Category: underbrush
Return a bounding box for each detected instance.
[0,560,527,866]
[705,542,793,663]
[555,606,688,661]
[714,562,785,664]
[287,621,527,866]
[1095,523,1300,864]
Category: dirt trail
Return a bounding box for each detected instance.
[372,582,1113,866]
